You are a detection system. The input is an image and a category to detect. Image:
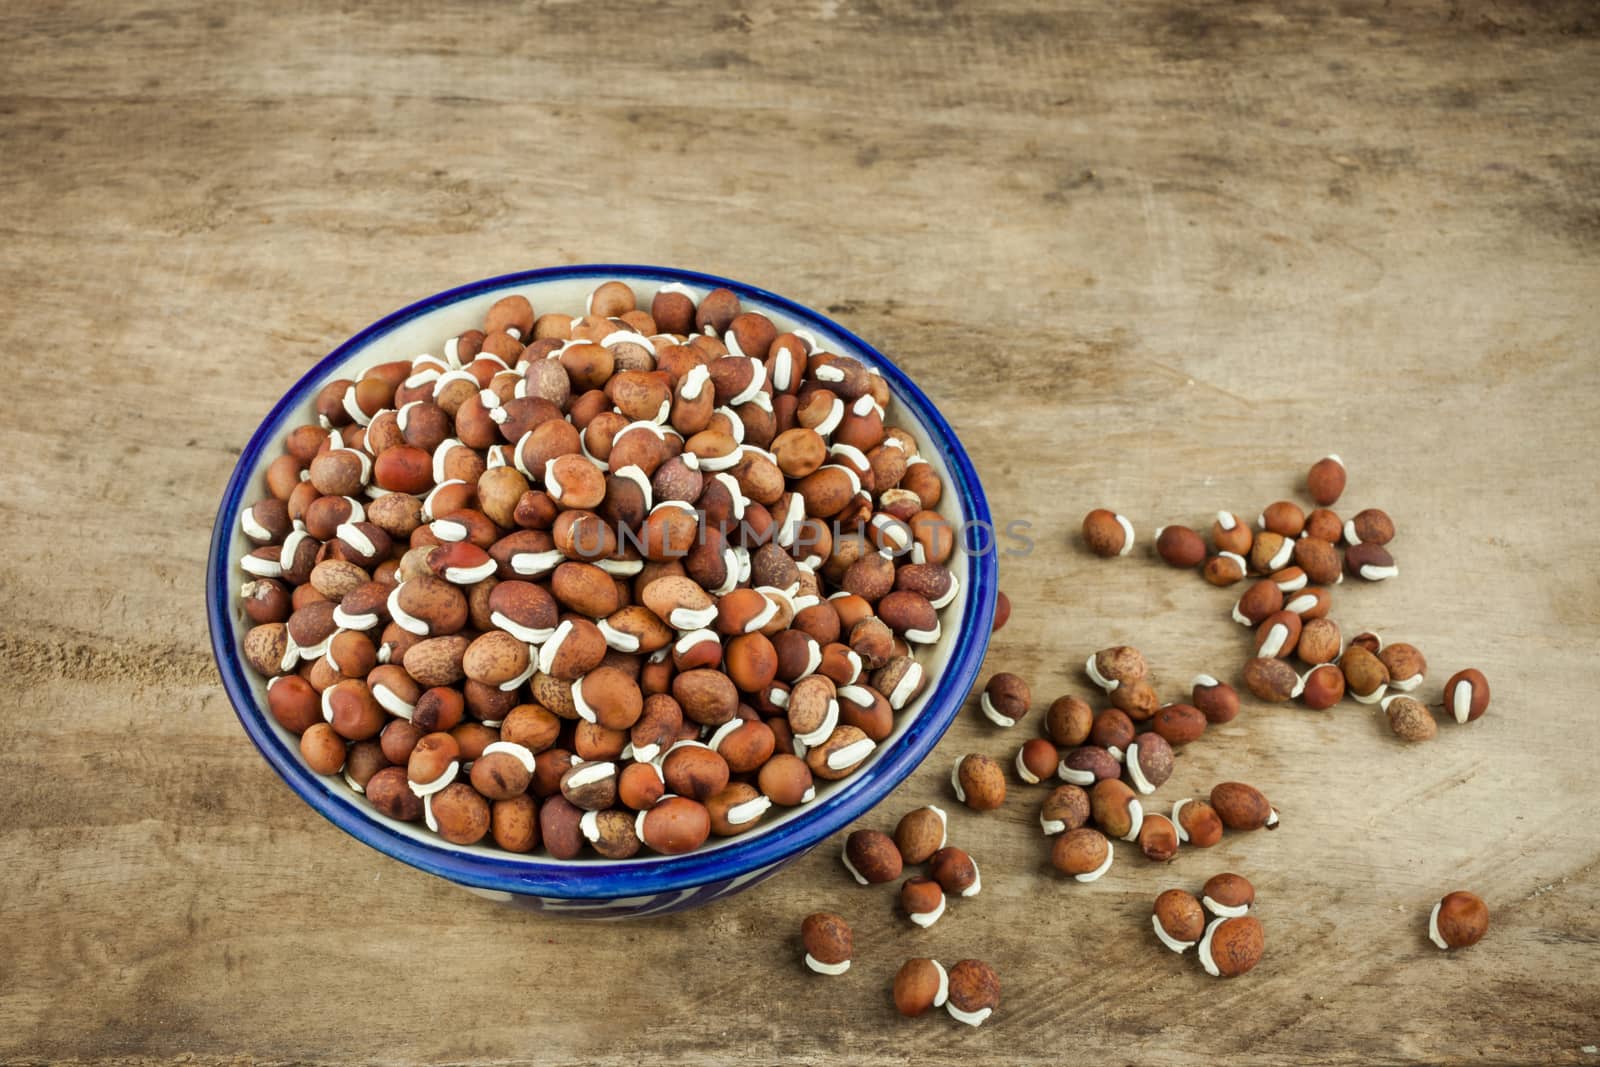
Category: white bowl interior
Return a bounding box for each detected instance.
[225,272,970,865]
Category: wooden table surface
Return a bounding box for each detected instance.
[4,1,1598,1063]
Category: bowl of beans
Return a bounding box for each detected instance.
[208,265,995,917]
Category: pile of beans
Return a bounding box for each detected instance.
[235,279,962,858]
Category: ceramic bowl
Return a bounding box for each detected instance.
[207,265,995,918]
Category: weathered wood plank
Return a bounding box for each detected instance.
[2,0,1597,1062]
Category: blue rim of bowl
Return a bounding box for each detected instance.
[207,264,996,899]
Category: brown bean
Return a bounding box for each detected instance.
[365,766,423,822]
[639,796,711,854]
[430,782,490,845]
[299,722,347,775]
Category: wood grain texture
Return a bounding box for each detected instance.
[2,0,1598,1063]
